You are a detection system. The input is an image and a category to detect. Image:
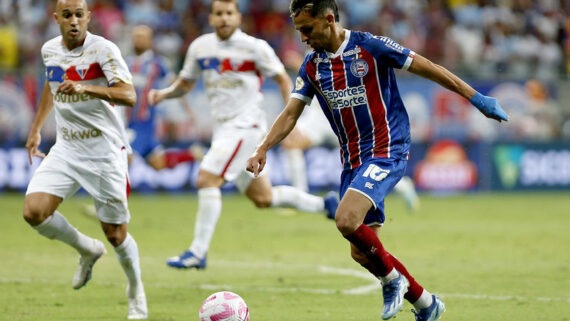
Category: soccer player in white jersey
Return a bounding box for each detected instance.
[282,98,420,211]
[23,0,147,319]
[148,0,338,269]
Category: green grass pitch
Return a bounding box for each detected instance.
[0,191,569,321]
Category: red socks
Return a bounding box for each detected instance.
[345,224,424,303]
[164,150,195,168]
[344,224,394,276]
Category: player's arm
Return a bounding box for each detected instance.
[247,97,305,176]
[26,81,53,164]
[56,80,137,107]
[147,77,196,106]
[407,54,508,122]
[272,71,293,104]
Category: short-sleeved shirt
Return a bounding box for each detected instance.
[125,50,172,157]
[291,30,415,170]
[179,29,285,131]
[42,32,133,159]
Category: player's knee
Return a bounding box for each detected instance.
[147,156,165,171]
[251,194,272,208]
[335,209,359,236]
[102,226,126,247]
[22,201,48,226]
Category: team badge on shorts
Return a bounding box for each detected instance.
[350,59,369,78]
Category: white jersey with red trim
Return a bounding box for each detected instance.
[42,32,133,159]
[179,29,285,131]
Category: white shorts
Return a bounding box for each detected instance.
[26,148,131,224]
[200,126,267,193]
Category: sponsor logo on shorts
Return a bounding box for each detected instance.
[106,198,124,205]
[61,127,102,141]
[362,164,390,181]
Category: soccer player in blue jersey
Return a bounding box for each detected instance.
[125,25,201,170]
[247,1,508,320]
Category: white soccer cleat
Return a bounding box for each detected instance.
[72,239,106,289]
[127,285,148,320]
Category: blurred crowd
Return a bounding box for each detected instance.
[0,0,569,144]
[1,0,569,79]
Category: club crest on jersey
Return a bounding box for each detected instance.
[75,64,90,79]
[295,76,305,91]
[350,59,368,78]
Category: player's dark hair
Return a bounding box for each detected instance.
[289,0,339,22]
[211,0,239,13]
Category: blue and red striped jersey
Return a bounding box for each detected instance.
[125,50,172,125]
[291,30,415,170]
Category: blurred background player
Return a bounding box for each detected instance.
[248,0,508,320]
[282,98,420,211]
[22,0,147,319]
[148,0,339,270]
[83,24,204,218]
[125,24,203,171]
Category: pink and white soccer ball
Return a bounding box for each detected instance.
[199,291,250,321]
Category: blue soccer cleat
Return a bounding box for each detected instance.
[323,191,339,220]
[166,250,207,269]
[381,273,409,319]
[412,295,445,321]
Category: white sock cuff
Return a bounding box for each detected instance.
[115,232,133,252]
[198,187,221,198]
[33,211,63,239]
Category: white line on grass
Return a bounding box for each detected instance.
[2,260,569,304]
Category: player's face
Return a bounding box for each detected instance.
[132,26,153,55]
[293,11,333,52]
[209,1,242,40]
[54,0,90,50]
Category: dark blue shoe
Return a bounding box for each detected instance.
[166,250,207,269]
[412,295,445,321]
[381,273,409,319]
[323,191,339,220]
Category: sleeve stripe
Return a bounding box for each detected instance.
[401,50,415,71]
[290,93,312,105]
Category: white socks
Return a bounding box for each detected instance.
[114,233,144,298]
[270,186,325,212]
[412,289,434,310]
[33,211,98,255]
[189,187,222,258]
[380,267,399,284]
[285,148,308,192]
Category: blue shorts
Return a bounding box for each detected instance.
[129,123,161,159]
[339,157,407,225]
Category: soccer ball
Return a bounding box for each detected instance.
[199,291,250,321]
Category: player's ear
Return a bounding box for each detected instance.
[325,13,335,25]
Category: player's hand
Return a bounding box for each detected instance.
[246,149,267,177]
[56,80,85,95]
[148,89,163,105]
[25,132,46,164]
[470,92,509,122]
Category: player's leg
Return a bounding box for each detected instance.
[166,169,224,269]
[147,144,204,170]
[392,176,420,212]
[350,225,443,320]
[336,158,413,319]
[99,220,147,320]
[24,155,106,290]
[240,173,336,218]
[281,127,313,192]
[91,153,147,319]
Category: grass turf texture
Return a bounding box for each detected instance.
[0,192,569,321]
